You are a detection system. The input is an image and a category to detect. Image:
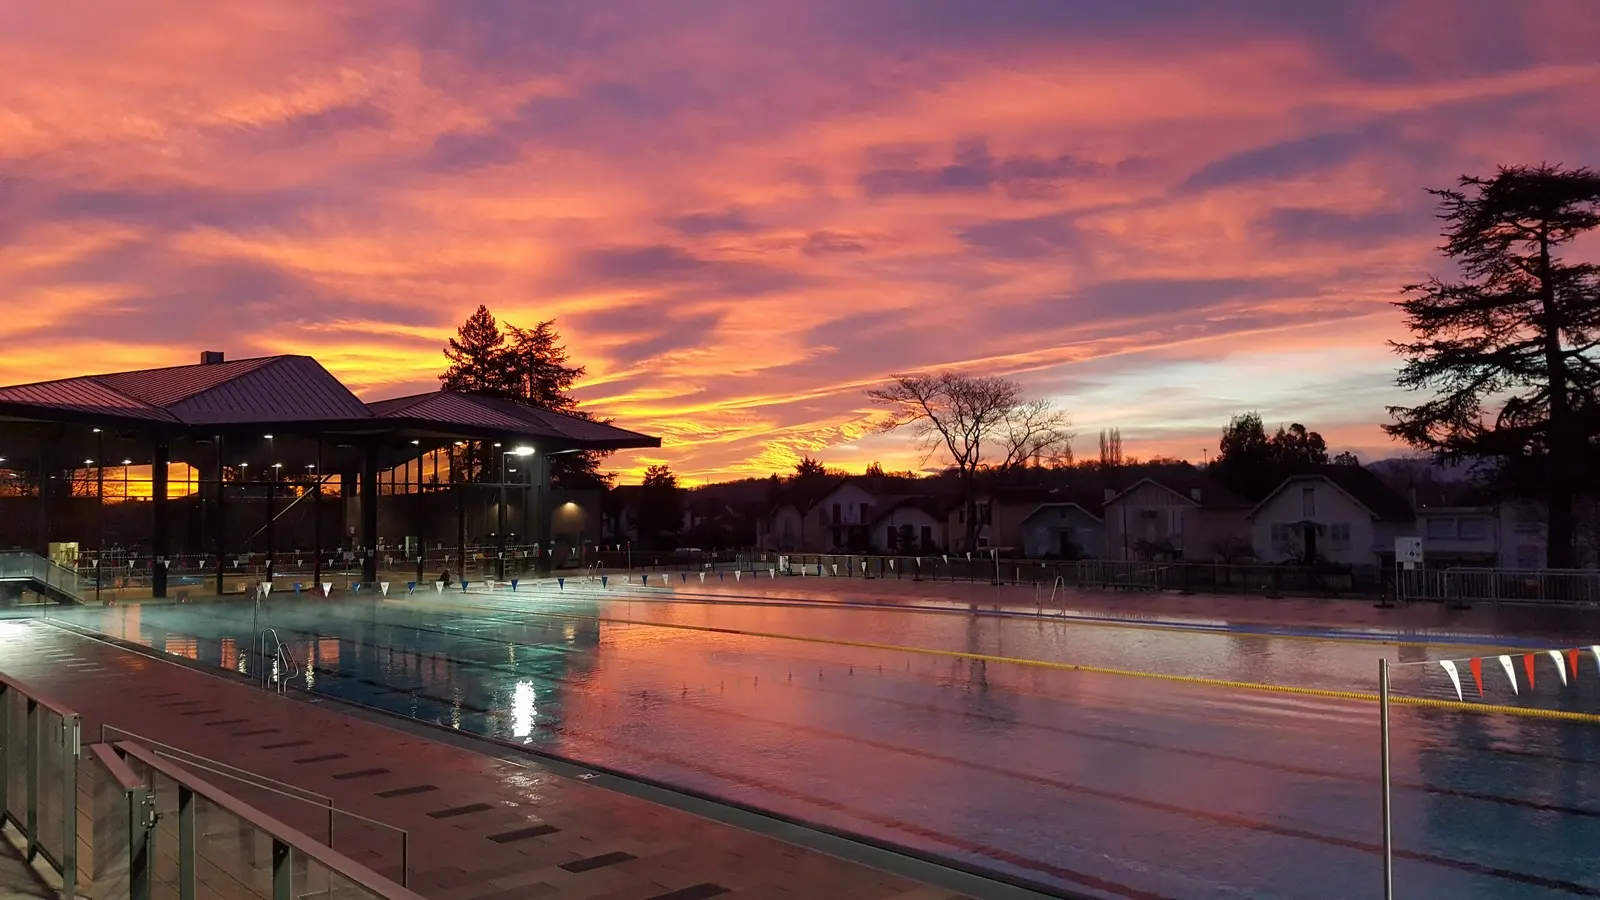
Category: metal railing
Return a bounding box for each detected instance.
[101,726,410,887]
[113,741,425,900]
[0,671,81,898]
[1433,567,1600,606]
[0,551,87,604]
[80,742,152,900]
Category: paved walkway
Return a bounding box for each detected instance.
[0,620,988,900]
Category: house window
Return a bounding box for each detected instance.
[978,503,993,526]
[832,503,841,524]
[978,535,990,548]
[1459,517,1488,540]
[832,527,842,547]
[1301,487,1315,517]
[1425,517,1456,540]
[782,519,793,538]
[859,502,870,524]
[1331,523,1352,546]
[1270,524,1288,544]
[886,527,897,551]
[1169,509,1183,535]
[920,525,932,549]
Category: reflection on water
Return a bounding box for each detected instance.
[58,595,1600,900]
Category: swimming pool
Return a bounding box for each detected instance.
[56,586,1600,899]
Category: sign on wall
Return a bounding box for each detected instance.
[1395,536,1424,570]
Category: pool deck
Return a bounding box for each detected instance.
[0,619,1008,900]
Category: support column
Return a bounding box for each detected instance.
[360,444,379,584]
[312,438,322,588]
[264,477,276,583]
[414,447,426,585]
[532,450,552,574]
[151,442,169,598]
[213,435,226,596]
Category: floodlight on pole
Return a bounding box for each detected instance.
[510,446,535,457]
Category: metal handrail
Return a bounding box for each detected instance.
[114,741,423,899]
[0,671,80,721]
[100,725,330,806]
[87,742,143,793]
[100,725,409,886]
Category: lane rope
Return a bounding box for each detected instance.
[418,593,1600,725]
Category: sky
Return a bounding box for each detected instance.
[2,2,1597,484]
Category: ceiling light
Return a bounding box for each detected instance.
[84,459,94,465]
[263,434,273,439]
[122,459,132,465]
[511,446,535,457]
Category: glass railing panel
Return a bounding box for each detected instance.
[292,850,385,900]
[33,706,69,872]
[2,689,28,830]
[83,748,135,900]
[193,796,272,900]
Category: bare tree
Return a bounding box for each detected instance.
[998,398,1075,469]
[866,372,1071,549]
[1098,428,1124,468]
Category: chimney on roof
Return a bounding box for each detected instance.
[1190,487,1203,503]
[200,351,225,365]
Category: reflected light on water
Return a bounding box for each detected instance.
[513,681,537,740]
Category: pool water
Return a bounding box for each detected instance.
[57,590,1600,900]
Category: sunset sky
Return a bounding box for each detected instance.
[3,2,1597,484]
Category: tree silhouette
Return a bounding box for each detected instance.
[637,464,682,548]
[440,306,612,488]
[1385,164,1600,567]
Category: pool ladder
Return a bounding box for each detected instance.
[260,628,301,693]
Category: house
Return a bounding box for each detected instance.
[757,477,849,552]
[1488,494,1600,569]
[1018,500,1105,559]
[1247,466,1415,566]
[869,497,951,554]
[600,485,643,544]
[1416,505,1500,566]
[1103,476,1253,561]
[945,487,1083,552]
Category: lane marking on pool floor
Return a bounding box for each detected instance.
[414,595,1600,725]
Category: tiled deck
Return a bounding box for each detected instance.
[0,620,993,900]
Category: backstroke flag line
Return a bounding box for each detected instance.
[1439,660,1464,702]
[1427,643,1600,700]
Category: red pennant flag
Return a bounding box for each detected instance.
[1523,654,1537,690]
[1468,657,1485,696]
[1570,648,1583,681]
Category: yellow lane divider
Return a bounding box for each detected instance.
[420,596,1600,725]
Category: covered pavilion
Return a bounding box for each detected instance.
[0,351,659,598]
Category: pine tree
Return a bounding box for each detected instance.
[441,305,507,394]
[1386,164,1600,567]
[440,307,614,488]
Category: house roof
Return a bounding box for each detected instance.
[1104,474,1252,508]
[868,495,956,527]
[1247,465,1416,522]
[1018,501,1105,525]
[0,354,658,451]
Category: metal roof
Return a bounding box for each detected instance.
[369,391,658,450]
[0,355,659,450]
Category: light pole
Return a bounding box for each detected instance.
[499,446,535,580]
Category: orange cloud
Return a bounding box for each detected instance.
[1,1,1596,483]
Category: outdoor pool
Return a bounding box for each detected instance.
[55,584,1600,900]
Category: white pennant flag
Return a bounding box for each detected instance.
[661,573,670,585]
[734,570,741,581]
[261,581,272,595]
[1439,660,1464,702]
[1549,650,1569,687]
[889,559,895,570]
[1497,655,1518,694]
[321,582,332,598]
[484,580,495,591]
[769,567,777,578]
[434,581,443,593]
[380,582,390,596]
[942,555,948,564]
[699,572,705,582]
[830,564,838,575]
[1591,645,1600,675]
